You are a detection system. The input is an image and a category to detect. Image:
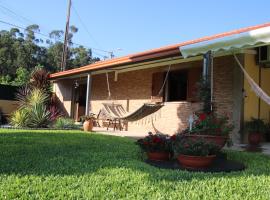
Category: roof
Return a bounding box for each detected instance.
[49,22,270,80]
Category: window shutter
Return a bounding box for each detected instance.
[187,67,202,102]
[152,72,164,99]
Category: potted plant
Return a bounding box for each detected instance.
[187,112,233,149]
[191,78,233,149]
[136,132,171,161]
[81,113,96,132]
[173,136,219,169]
[245,118,267,145]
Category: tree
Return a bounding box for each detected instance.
[0,24,101,84]
[12,67,30,86]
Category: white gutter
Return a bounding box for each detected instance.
[180,26,270,58]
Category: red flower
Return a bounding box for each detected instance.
[143,141,149,145]
[170,135,176,141]
[199,113,207,121]
[153,136,162,143]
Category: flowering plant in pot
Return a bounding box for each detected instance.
[173,136,220,169]
[136,132,171,161]
[244,118,267,146]
[80,113,96,132]
[187,112,234,149]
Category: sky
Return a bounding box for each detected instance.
[0,0,270,58]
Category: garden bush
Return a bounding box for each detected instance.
[54,117,79,129]
[10,88,51,128]
[10,69,62,128]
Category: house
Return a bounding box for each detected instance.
[49,22,270,143]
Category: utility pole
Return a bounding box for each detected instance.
[61,0,72,71]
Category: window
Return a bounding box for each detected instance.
[151,67,202,102]
[167,70,187,101]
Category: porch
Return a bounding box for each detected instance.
[53,54,243,142]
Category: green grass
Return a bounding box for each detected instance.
[0,129,270,199]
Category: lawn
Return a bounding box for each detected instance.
[0,129,270,199]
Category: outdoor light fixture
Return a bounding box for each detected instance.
[74,80,79,89]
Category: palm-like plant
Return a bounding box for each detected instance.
[11,68,64,128]
[29,68,51,94]
[27,103,51,128]
[26,88,49,107]
[10,109,29,128]
[16,85,31,108]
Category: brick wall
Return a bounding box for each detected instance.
[213,56,235,119]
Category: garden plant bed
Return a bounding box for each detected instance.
[145,154,245,173]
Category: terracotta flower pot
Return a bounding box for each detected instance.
[248,132,261,146]
[147,152,170,161]
[83,120,93,132]
[185,135,227,149]
[177,154,216,169]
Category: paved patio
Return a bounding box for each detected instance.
[92,127,148,139]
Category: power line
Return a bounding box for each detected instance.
[0,4,34,25]
[71,3,103,49]
[0,3,113,56]
[0,3,51,34]
[0,19,108,57]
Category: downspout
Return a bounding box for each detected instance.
[203,51,213,111]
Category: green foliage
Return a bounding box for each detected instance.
[173,137,219,156]
[197,78,212,113]
[54,117,78,129]
[11,88,51,128]
[10,109,29,127]
[25,88,49,107]
[0,129,270,199]
[0,75,12,85]
[244,117,268,134]
[27,104,51,128]
[12,67,30,86]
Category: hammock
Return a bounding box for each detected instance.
[234,54,270,106]
[102,103,163,122]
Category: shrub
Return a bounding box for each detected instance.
[54,117,78,129]
[10,88,51,128]
[27,104,51,128]
[29,68,50,94]
[10,109,29,128]
[173,137,219,156]
[136,132,171,153]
